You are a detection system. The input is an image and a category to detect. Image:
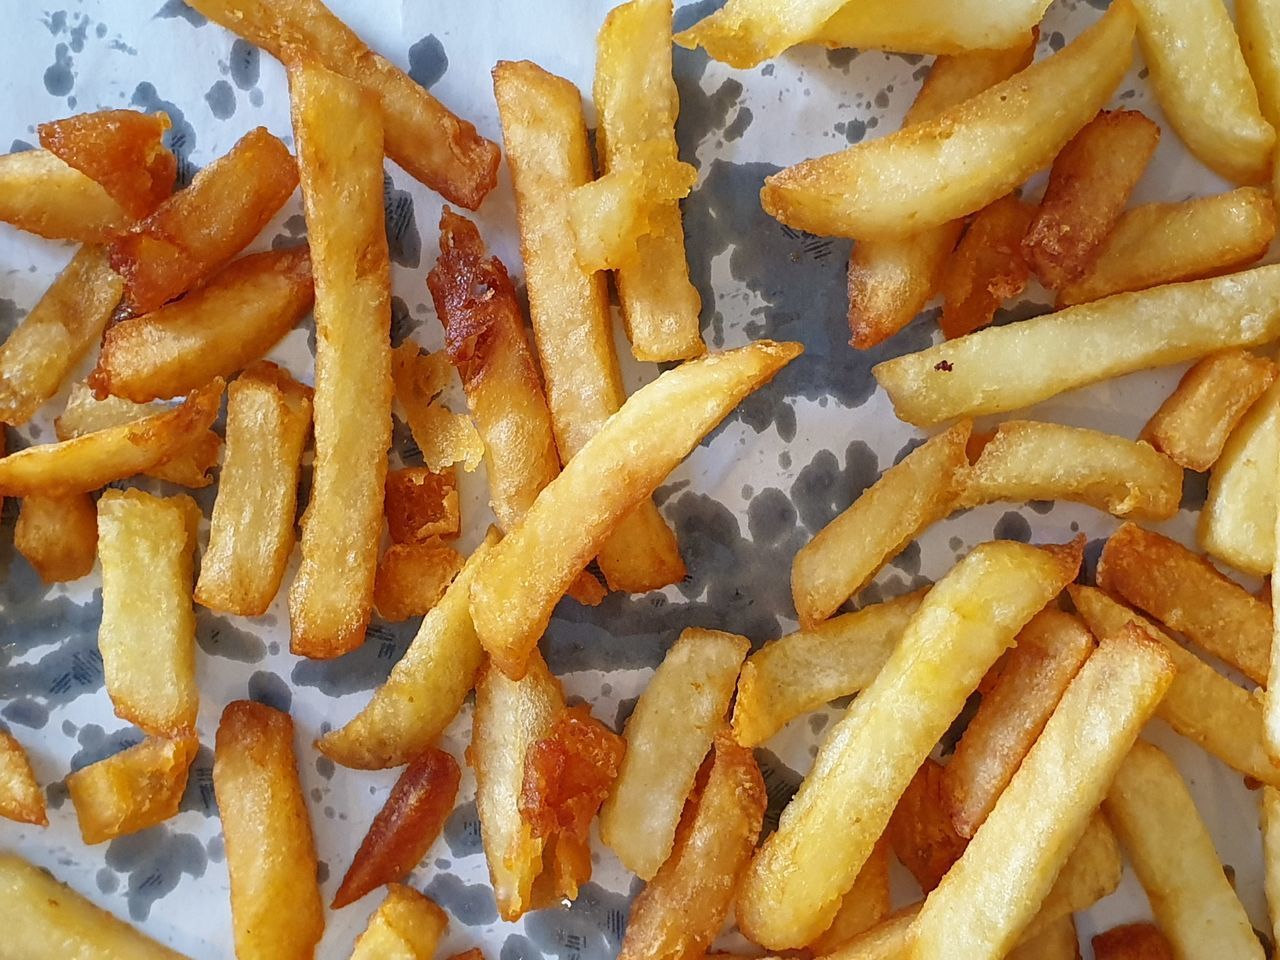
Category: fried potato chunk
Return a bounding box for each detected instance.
[373,541,464,622]
[66,734,198,844]
[0,730,46,826]
[15,492,97,583]
[888,758,968,893]
[350,885,448,960]
[939,194,1035,339]
[0,149,132,242]
[1092,923,1174,960]
[385,467,460,543]
[392,342,484,473]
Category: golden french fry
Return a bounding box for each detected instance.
[939,195,1035,339]
[1239,0,1280,133]
[0,149,132,242]
[888,758,968,894]
[1262,786,1280,951]
[1009,917,1081,960]
[391,342,484,473]
[373,540,464,621]
[810,837,892,954]
[601,628,750,879]
[1270,458,1280,758]
[0,730,46,826]
[66,734,198,844]
[1104,741,1265,959]
[1092,923,1174,960]
[385,466,460,543]
[350,884,448,960]
[15,492,97,583]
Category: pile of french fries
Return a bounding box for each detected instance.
[7,0,1280,957]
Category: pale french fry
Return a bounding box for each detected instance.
[943,609,1095,839]
[618,733,765,960]
[287,62,391,660]
[601,628,750,879]
[493,59,685,594]
[0,730,46,826]
[737,539,1082,949]
[385,467,460,543]
[66,734,198,844]
[888,758,968,893]
[1141,349,1277,471]
[391,342,484,473]
[470,340,799,679]
[1023,110,1161,289]
[939,195,1035,339]
[569,154,695,271]
[195,362,311,617]
[373,541,464,621]
[214,701,324,960]
[0,245,123,426]
[791,421,969,629]
[759,2,1137,239]
[810,837,892,954]
[350,884,447,960]
[1239,0,1280,132]
[732,589,926,747]
[1104,741,1265,959]
[1059,187,1277,306]
[1092,923,1174,960]
[1134,0,1275,184]
[1009,917,1080,960]
[1262,787,1280,950]
[874,264,1280,427]
[0,149,132,241]
[15,492,97,583]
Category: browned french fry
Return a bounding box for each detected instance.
[385,466,460,543]
[888,758,967,893]
[0,150,132,242]
[810,837,892,954]
[66,734,198,844]
[15,492,97,583]
[0,730,46,826]
[392,342,483,473]
[373,541,464,621]
[350,884,448,960]
[1092,923,1174,960]
[939,195,1036,339]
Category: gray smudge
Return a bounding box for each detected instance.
[130,83,198,187]
[408,34,449,90]
[105,827,207,920]
[755,747,801,837]
[197,609,266,662]
[69,724,141,772]
[179,744,217,817]
[290,619,418,695]
[204,79,235,119]
[154,0,207,27]
[248,670,291,713]
[993,511,1032,543]
[523,882,629,960]
[229,38,260,90]
[44,43,75,96]
[384,173,421,269]
[442,798,483,858]
[424,873,498,926]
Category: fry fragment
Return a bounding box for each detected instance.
[0,149,132,242]
[392,342,484,473]
[1092,923,1173,960]
[939,195,1035,339]
[15,492,97,583]
[373,541,464,621]
[810,838,892,954]
[0,730,46,826]
[385,467,460,543]
[888,758,968,893]
[66,734,198,844]
[350,885,448,960]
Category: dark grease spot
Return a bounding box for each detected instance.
[271,212,308,251]
[106,827,207,920]
[724,106,753,141]
[180,744,217,817]
[524,882,629,959]
[229,38,260,90]
[408,34,449,90]
[96,868,119,894]
[391,295,414,347]
[1082,538,1106,585]
[0,300,24,341]
[613,696,638,733]
[993,511,1032,543]
[384,173,421,269]
[791,441,878,534]
[842,118,867,143]
[44,43,75,97]
[248,670,291,713]
[204,79,235,119]
[826,48,858,70]
[154,0,207,26]
[755,747,802,838]
[442,799,483,858]
[69,724,141,772]
[940,690,982,756]
[424,873,498,926]
[197,609,266,662]
[1181,470,1209,512]
[291,620,418,695]
[2,700,48,729]
[1028,499,1054,515]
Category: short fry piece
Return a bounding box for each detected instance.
[0,149,132,242]
[939,195,1035,339]
[350,885,447,960]
[888,758,968,894]
[392,343,483,473]
[0,730,46,826]
[15,492,97,583]
[373,541,464,621]
[601,628,750,879]
[214,701,324,960]
[66,734,198,844]
[385,467,460,543]
[1092,923,1174,960]
[810,837,892,954]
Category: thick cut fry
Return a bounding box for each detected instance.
[1023,111,1161,289]
[287,63,391,660]
[373,541,464,621]
[15,492,97,583]
[97,490,199,737]
[910,626,1174,960]
[888,758,968,893]
[1092,923,1174,960]
[811,838,893,954]
[470,341,799,678]
[0,730,46,826]
[0,149,132,242]
[1104,741,1264,959]
[1239,0,1280,131]
[195,362,311,617]
[38,109,176,219]
[874,264,1280,427]
[316,532,498,770]
[66,734,198,845]
[0,853,189,960]
[759,3,1137,239]
[618,734,765,960]
[385,467,460,543]
[1134,0,1275,184]
[214,701,324,960]
[90,247,313,402]
[738,539,1082,949]
[944,609,1095,838]
[392,343,484,473]
[109,127,297,314]
[939,195,1035,339]
[0,245,124,426]
[350,885,447,960]
[1141,349,1277,471]
[601,628,749,879]
[1059,187,1278,306]
[1009,917,1080,960]
[333,749,460,909]
[494,60,684,594]
[187,0,498,208]
[733,590,926,747]
[791,421,969,629]
[962,421,1183,521]
[1262,787,1280,950]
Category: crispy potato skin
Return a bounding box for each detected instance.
[15,492,97,583]
[385,466,460,543]
[373,541,464,621]
[0,150,133,242]
[66,734,198,844]
[940,194,1035,339]
[887,758,968,893]
[1092,923,1174,960]
[0,731,47,826]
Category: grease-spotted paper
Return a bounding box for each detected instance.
[0,1,1269,957]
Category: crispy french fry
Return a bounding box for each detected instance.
[1134,0,1275,184]
[1092,923,1174,960]
[738,539,1082,949]
[0,730,46,826]
[791,421,969,629]
[944,609,1095,839]
[939,195,1035,339]
[1009,917,1080,960]
[287,62,391,660]
[373,541,464,621]
[214,701,324,960]
[385,467,460,543]
[350,884,447,960]
[1239,0,1280,133]
[810,837,892,954]
[601,628,750,879]
[1262,787,1280,950]
[1059,187,1277,306]
[391,342,484,473]
[874,264,1280,427]
[1104,741,1265,959]
[671,0,850,66]
[759,2,1137,239]
[0,149,132,241]
[1023,110,1160,289]
[888,758,968,894]
[66,734,198,845]
[15,492,97,583]
[732,589,926,747]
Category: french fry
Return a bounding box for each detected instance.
[617,733,765,960]
[286,62,391,660]
[732,589,926,747]
[943,609,1095,838]
[0,149,132,241]
[1262,787,1280,950]
[350,884,448,960]
[391,342,484,473]
[333,749,460,908]
[0,730,46,826]
[187,0,499,209]
[1141,349,1277,471]
[888,758,968,893]
[0,245,124,425]
[195,362,311,617]
[758,2,1137,239]
[385,467,460,543]
[90,247,313,402]
[470,340,799,678]
[737,539,1082,949]
[1133,0,1275,184]
[810,838,892,954]
[1058,187,1277,306]
[373,541,464,621]
[601,628,750,879]
[109,127,298,314]
[66,734,198,845]
[15,492,97,583]
[874,264,1280,427]
[0,853,189,959]
[1023,110,1161,289]
[939,195,1036,339]
[1270,460,1280,758]
[1104,741,1265,959]
[791,421,969,629]
[1008,917,1080,960]
[213,701,324,960]
[1092,923,1174,960]
[1239,0,1280,132]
